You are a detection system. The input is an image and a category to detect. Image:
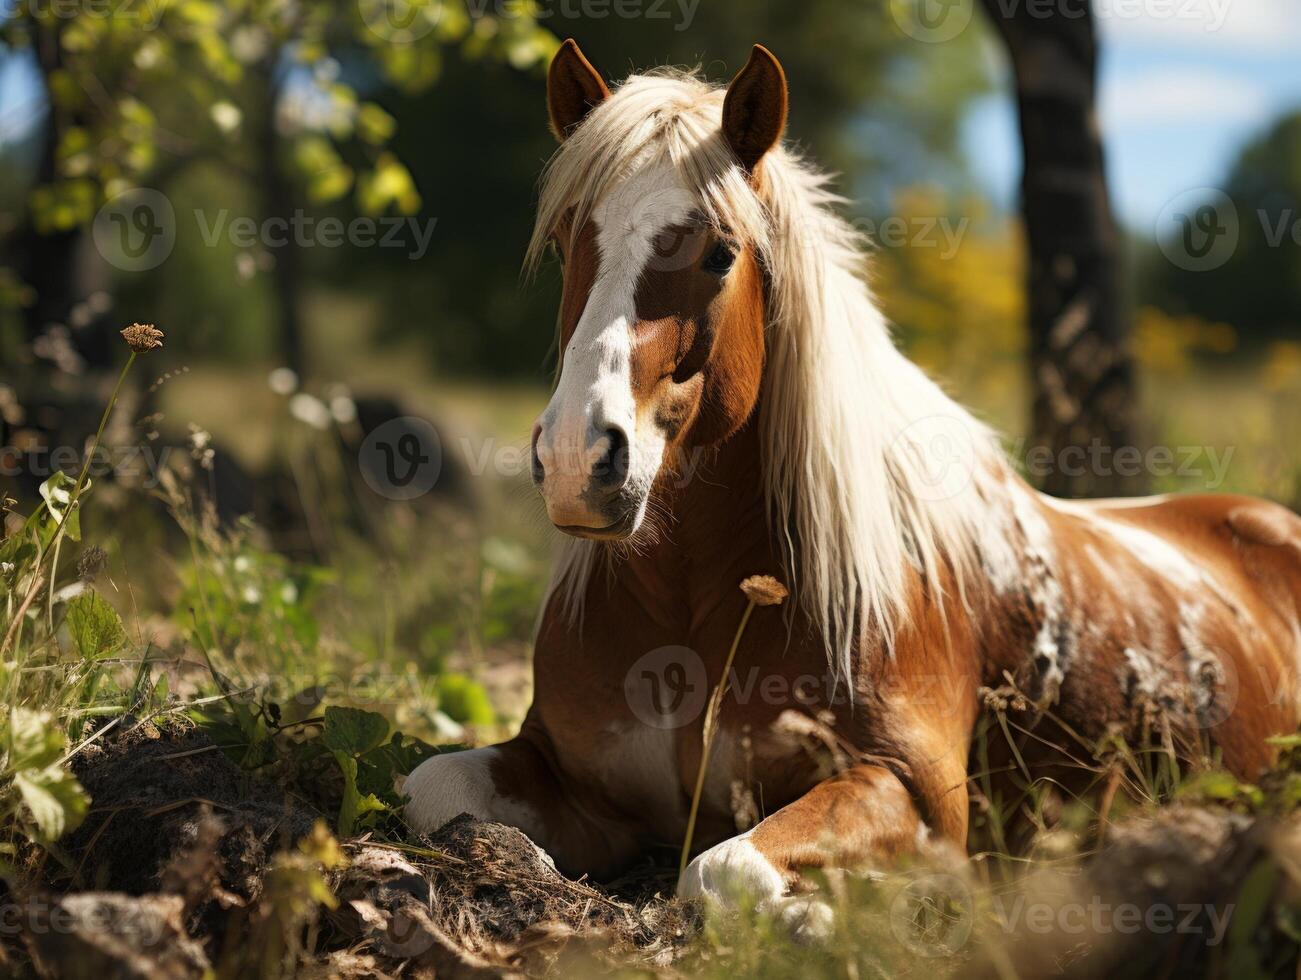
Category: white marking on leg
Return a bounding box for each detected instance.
[403,746,544,843]
[679,830,785,905]
[680,832,834,943]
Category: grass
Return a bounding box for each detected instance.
[2,322,1300,976]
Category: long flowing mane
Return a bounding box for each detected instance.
[526,68,1006,681]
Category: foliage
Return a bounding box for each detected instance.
[1,0,556,229]
[1142,110,1301,346]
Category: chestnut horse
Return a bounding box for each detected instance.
[406,41,1301,930]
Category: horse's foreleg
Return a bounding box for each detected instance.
[679,764,935,938]
[403,735,638,876]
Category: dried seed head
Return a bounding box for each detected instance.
[120,323,164,353]
[740,574,788,607]
[77,545,108,582]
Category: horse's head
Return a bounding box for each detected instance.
[529,40,788,540]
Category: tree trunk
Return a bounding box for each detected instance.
[255,67,306,378]
[19,22,84,352]
[978,0,1144,498]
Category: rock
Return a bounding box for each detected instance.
[22,892,209,980]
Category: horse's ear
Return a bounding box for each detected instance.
[722,45,788,173]
[548,39,610,141]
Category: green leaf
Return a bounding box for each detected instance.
[65,590,126,660]
[330,749,388,836]
[356,103,396,145]
[13,766,89,843]
[436,674,495,727]
[322,706,389,755]
[6,708,66,770]
[357,731,440,801]
[38,471,86,541]
[1228,858,1280,951]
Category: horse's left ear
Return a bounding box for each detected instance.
[548,39,610,141]
[722,44,788,172]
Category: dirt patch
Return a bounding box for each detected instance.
[975,805,1301,978]
[5,720,694,979]
[329,815,695,974]
[66,718,318,902]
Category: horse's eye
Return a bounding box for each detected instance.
[548,239,565,266]
[702,241,735,275]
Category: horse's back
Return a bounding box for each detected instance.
[1031,490,1301,774]
[1095,492,1301,625]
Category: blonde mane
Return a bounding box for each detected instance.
[527,68,1005,681]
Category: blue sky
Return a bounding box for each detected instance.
[964,0,1301,230]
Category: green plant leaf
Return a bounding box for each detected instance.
[6,708,66,770]
[13,766,89,843]
[357,731,441,801]
[330,749,388,836]
[65,590,126,660]
[38,471,86,541]
[436,674,495,727]
[322,706,388,755]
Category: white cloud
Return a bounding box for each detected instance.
[1100,69,1270,126]
[1096,0,1301,53]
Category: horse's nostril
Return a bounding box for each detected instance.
[594,425,630,489]
[530,425,545,485]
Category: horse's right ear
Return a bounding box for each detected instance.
[722,45,788,173]
[548,39,610,141]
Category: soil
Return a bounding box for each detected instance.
[3,719,694,979]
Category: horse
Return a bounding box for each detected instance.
[405,40,1301,931]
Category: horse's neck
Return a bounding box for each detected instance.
[608,416,780,622]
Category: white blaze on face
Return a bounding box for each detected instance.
[535,161,697,530]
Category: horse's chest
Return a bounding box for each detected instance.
[555,716,808,843]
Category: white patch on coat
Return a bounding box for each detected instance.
[534,160,694,527]
[1008,487,1068,704]
[679,830,785,905]
[403,747,544,842]
[679,830,836,943]
[589,723,688,835]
